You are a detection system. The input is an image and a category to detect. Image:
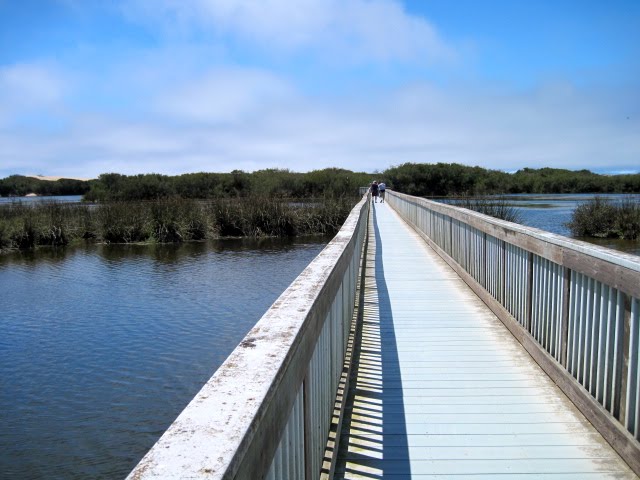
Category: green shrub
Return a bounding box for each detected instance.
[613,198,640,240]
[566,197,640,239]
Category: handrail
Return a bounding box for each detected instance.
[386,190,640,475]
[127,195,370,480]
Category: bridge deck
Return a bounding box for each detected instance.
[334,203,637,479]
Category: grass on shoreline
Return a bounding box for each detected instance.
[0,197,356,253]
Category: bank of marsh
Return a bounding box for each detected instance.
[0,197,356,252]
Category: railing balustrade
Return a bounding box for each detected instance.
[387,190,640,474]
[127,195,370,480]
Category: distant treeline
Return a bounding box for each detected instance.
[384,164,640,196]
[83,169,372,201]
[1,164,639,200]
[0,175,91,197]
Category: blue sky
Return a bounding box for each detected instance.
[1,0,638,178]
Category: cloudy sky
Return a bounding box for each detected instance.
[1,0,638,178]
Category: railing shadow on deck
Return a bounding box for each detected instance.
[336,205,411,479]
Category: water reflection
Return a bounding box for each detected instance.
[0,247,73,266]
[0,236,328,267]
[0,194,84,203]
[0,236,328,479]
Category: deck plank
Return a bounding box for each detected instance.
[333,202,637,479]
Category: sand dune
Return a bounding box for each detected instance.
[27,175,93,182]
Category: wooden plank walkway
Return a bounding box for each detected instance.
[334,203,637,479]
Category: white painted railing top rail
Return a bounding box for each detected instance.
[127,195,370,480]
[386,190,640,475]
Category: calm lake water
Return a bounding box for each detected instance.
[0,195,83,204]
[0,238,327,479]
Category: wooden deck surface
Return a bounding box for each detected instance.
[334,202,637,479]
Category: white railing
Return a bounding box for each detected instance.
[127,195,370,480]
[387,190,640,475]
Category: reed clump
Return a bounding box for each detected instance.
[149,198,210,243]
[209,200,299,237]
[96,202,152,244]
[566,196,640,240]
[0,197,355,252]
[458,197,523,224]
[0,202,85,250]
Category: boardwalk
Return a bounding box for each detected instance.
[334,203,637,479]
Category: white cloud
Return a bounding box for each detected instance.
[156,67,296,124]
[0,63,67,124]
[0,64,63,102]
[1,59,638,178]
[123,0,455,64]
[2,1,637,180]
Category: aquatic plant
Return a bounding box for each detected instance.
[0,202,84,249]
[37,203,73,246]
[457,197,523,224]
[567,196,640,240]
[615,198,640,240]
[96,202,152,244]
[0,197,355,252]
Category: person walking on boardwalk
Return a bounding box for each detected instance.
[370,181,379,203]
[378,181,386,203]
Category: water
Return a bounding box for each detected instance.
[0,195,83,204]
[0,238,327,479]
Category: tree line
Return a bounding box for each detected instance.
[83,168,372,201]
[1,164,639,200]
[383,164,640,196]
[0,175,91,197]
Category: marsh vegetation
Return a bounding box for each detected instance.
[566,196,640,240]
[0,197,355,252]
[456,197,524,223]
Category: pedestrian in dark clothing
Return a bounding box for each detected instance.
[370,181,379,203]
